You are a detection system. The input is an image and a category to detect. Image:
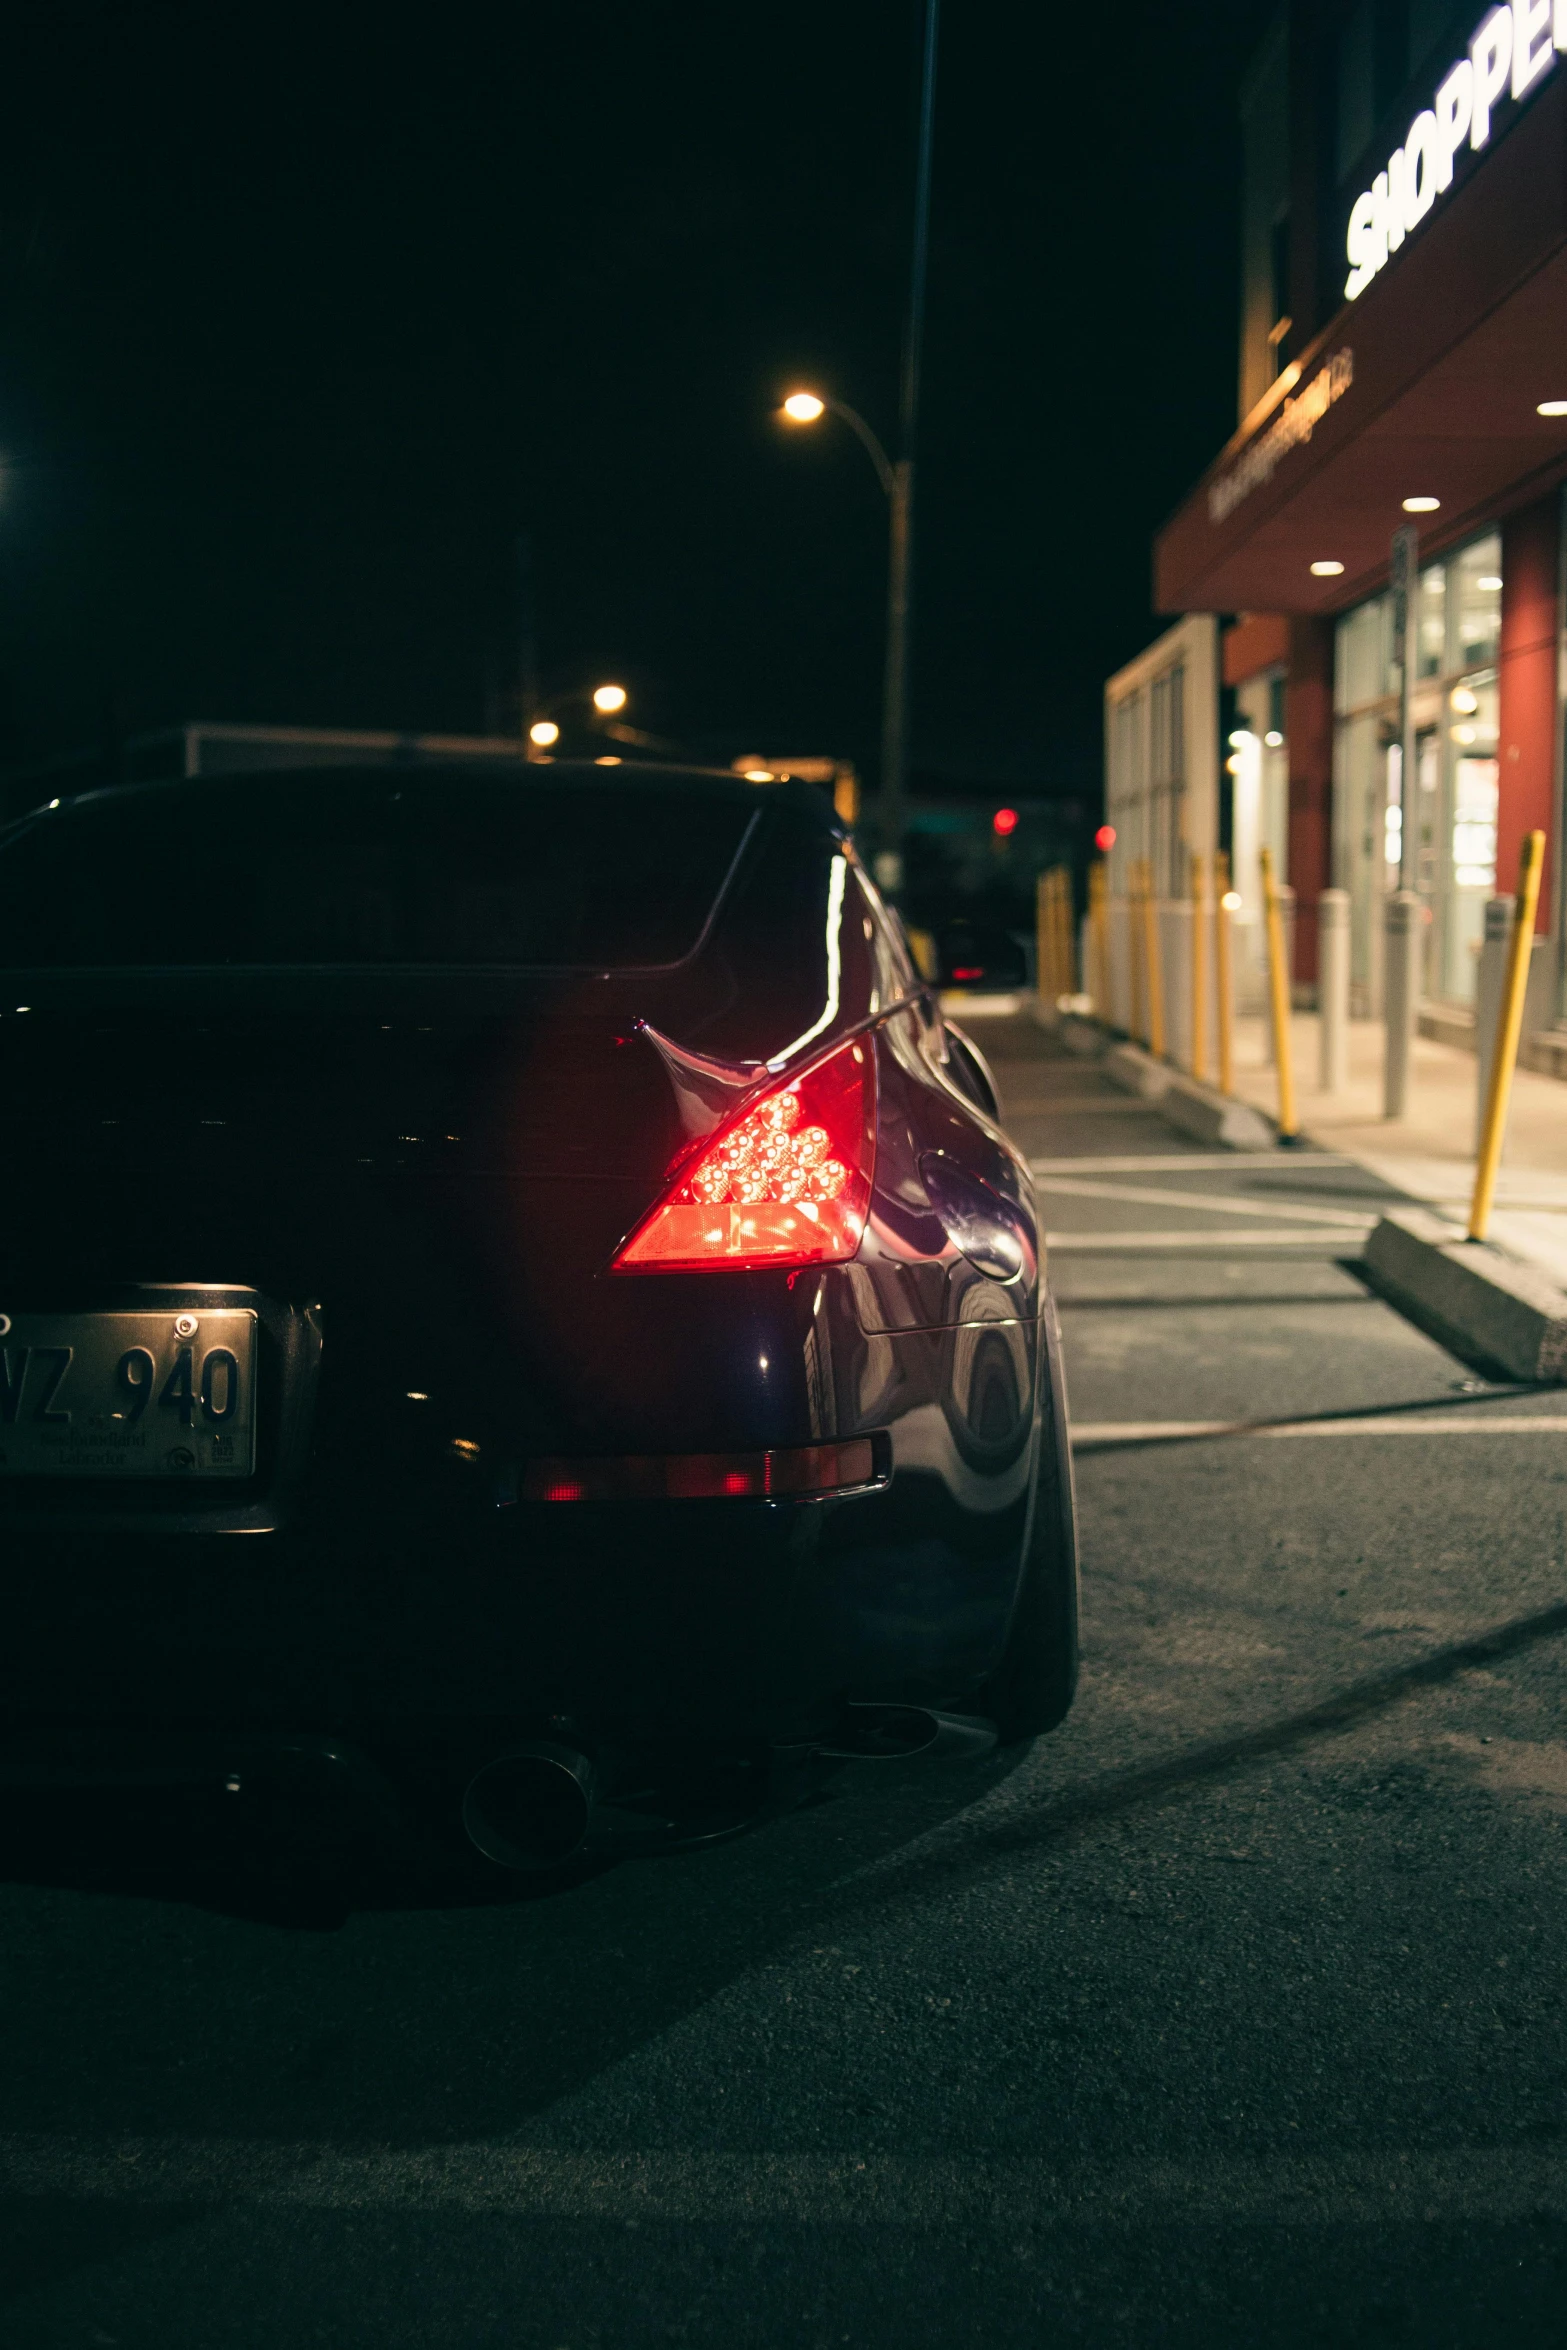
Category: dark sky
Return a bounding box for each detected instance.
[0,0,1275,799]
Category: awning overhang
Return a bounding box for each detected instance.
[1156,70,1567,619]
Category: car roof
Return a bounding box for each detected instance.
[25,759,846,837]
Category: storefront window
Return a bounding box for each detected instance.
[1452,537,1503,670]
[1333,531,1504,1011]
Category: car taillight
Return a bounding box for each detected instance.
[522,1437,877,1501]
[612,1035,876,1272]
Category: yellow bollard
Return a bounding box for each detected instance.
[1259,846,1298,1140]
[1090,862,1110,1018]
[1035,871,1051,1007]
[1128,867,1146,1044]
[1141,859,1165,1059]
[1214,851,1234,1096]
[1469,828,1546,1242]
[1054,868,1075,999]
[1189,851,1208,1081]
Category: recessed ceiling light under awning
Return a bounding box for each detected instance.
[1156,71,1567,618]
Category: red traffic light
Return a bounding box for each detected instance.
[992,806,1019,837]
[1095,823,1116,851]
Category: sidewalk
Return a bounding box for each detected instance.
[1227,1009,1567,1284]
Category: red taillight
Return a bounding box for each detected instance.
[950,965,983,981]
[521,1437,877,1501]
[612,1035,876,1272]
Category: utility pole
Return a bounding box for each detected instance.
[879,0,941,890]
[516,532,541,757]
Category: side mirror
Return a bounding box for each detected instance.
[935,925,1027,991]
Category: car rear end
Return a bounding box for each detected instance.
[0,764,1045,1857]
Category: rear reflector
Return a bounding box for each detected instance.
[612,1036,876,1272]
[521,1437,877,1502]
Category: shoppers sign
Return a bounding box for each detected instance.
[1345,0,1567,300]
[1208,349,1354,523]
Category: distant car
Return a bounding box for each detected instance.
[0,764,1076,1873]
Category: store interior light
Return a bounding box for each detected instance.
[1450,686,1479,714]
[1227,729,1255,748]
[1402,496,1440,513]
[528,719,560,747]
[1310,559,1345,576]
[1221,891,1242,912]
[1451,724,1478,746]
[1264,730,1284,748]
[1476,575,1503,592]
[592,683,628,713]
[1537,400,1567,417]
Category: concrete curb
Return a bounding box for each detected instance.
[1100,1041,1275,1146]
[1103,1042,1171,1099]
[1363,1206,1567,1381]
[1158,1076,1275,1150]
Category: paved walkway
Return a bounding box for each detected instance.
[1222,1009,1567,1284]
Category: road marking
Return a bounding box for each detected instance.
[2,2134,1565,2226]
[1046,1230,1361,1251]
[1005,1096,1161,1116]
[1072,1414,1567,1447]
[1030,1153,1358,1175]
[1033,1174,1375,1229]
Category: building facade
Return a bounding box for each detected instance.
[1156,0,1567,1066]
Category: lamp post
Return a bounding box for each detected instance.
[779,391,910,888]
[776,0,940,893]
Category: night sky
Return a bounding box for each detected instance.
[1,1,1275,802]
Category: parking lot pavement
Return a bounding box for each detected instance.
[2,1015,1566,2347]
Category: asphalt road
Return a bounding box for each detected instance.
[4,1015,1567,2347]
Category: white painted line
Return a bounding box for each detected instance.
[1030,1153,1357,1175]
[1033,1174,1375,1230]
[1007,1097,1160,1116]
[1071,1415,1567,1446]
[3,2133,1566,2226]
[1046,1230,1361,1251]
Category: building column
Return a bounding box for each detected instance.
[1285,616,1334,984]
[1497,497,1559,933]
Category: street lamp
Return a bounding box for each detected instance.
[525,683,631,759]
[780,388,910,887]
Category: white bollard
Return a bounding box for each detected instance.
[1383,890,1422,1120]
[1317,888,1350,1093]
[1474,894,1513,1155]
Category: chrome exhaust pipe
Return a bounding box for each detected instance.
[461,1742,597,1872]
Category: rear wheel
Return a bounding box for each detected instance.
[978,1300,1078,1745]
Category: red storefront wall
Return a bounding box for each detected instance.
[1224,613,1334,985]
[1498,498,1560,932]
[1285,619,1334,985]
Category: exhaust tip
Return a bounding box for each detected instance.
[462,1742,597,1871]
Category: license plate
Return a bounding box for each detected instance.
[0,1310,258,1479]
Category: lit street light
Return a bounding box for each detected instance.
[780,388,911,890]
[525,683,631,760]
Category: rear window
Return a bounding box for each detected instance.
[0,770,758,968]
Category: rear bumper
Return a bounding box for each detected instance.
[0,1464,1029,1757]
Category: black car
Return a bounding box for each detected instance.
[0,764,1077,1872]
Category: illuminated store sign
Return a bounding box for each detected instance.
[1346,0,1567,299]
[1208,348,1354,523]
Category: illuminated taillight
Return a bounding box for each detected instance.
[612,1035,876,1272]
[522,1437,877,1501]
